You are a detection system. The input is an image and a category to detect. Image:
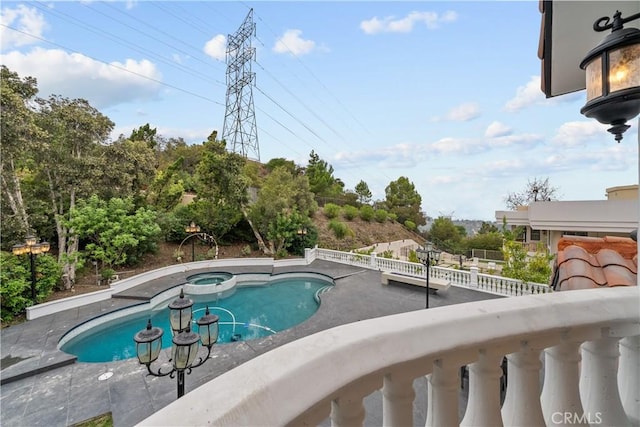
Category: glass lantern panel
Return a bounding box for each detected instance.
[186,341,199,367]
[172,341,199,370]
[586,56,603,101]
[200,322,219,346]
[150,338,162,362]
[170,308,192,333]
[137,342,152,364]
[172,343,187,369]
[609,44,640,94]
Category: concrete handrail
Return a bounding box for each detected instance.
[138,287,640,426]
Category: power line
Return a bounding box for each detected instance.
[1,24,225,106]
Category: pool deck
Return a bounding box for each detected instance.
[0,259,502,427]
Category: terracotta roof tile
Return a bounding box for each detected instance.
[552,236,638,291]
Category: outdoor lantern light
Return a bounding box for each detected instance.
[185,222,201,261]
[196,306,220,347]
[185,221,201,233]
[171,326,200,370]
[580,10,640,142]
[133,288,219,399]
[416,242,441,309]
[134,319,164,365]
[12,234,51,305]
[168,289,194,333]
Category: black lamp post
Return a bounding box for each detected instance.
[416,242,441,309]
[580,10,640,142]
[12,235,50,305]
[185,222,201,262]
[133,289,219,399]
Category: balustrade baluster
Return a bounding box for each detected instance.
[541,341,586,426]
[619,335,640,426]
[331,392,365,427]
[382,373,415,426]
[580,335,630,427]
[460,350,504,427]
[501,345,545,426]
[426,359,459,427]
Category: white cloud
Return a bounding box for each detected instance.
[2,48,162,108]
[504,76,583,112]
[432,102,481,122]
[504,76,545,112]
[0,5,47,50]
[360,10,457,34]
[273,29,316,56]
[485,121,512,138]
[204,34,226,61]
[551,120,609,147]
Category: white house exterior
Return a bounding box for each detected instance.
[496,185,639,253]
[495,185,638,253]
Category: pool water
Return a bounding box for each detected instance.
[187,272,232,285]
[60,277,330,363]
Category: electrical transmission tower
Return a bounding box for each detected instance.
[222,9,260,161]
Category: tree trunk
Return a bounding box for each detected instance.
[1,158,30,233]
[48,170,77,290]
[241,207,272,255]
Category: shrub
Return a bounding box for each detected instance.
[323,203,341,219]
[388,213,398,222]
[380,250,395,259]
[342,205,359,220]
[359,205,375,221]
[0,252,61,321]
[404,220,417,231]
[374,209,388,223]
[328,220,352,239]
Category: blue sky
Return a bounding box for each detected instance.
[2,1,637,221]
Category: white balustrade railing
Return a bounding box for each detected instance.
[139,287,640,427]
[312,247,551,296]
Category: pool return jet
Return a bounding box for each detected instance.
[133,289,219,399]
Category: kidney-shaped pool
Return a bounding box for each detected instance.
[59,273,333,363]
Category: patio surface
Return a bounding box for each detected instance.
[0,259,502,427]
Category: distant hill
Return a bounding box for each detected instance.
[312,214,425,251]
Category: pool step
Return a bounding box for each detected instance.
[0,351,77,385]
[314,285,333,303]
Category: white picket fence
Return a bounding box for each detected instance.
[307,246,551,296]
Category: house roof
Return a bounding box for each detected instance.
[551,235,638,291]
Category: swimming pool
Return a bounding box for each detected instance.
[59,273,333,363]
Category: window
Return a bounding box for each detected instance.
[530,229,541,241]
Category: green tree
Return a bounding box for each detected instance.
[129,123,158,149]
[66,195,161,269]
[478,221,499,234]
[147,157,185,212]
[354,180,372,205]
[429,216,464,254]
[247,166,317,254]
[384,176,425,227]
[305,150,343,198]
[34,95,114,289]
[265,157,298,175]
[0,66,42,239]
[96,137,158,201]
[465,232,503,251]
[194,133,249,241]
